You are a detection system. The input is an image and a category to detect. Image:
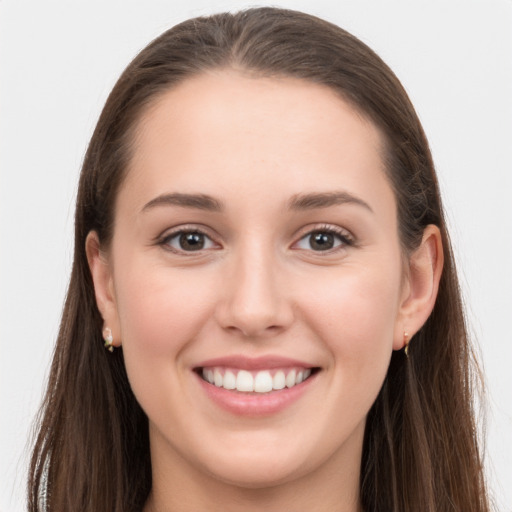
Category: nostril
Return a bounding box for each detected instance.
[227,323,285,338]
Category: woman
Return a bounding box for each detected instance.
[28,8,490,512]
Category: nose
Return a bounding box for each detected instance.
[215,243,294,339]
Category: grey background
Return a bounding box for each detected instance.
[1,1,511,510]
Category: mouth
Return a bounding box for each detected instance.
[193,356,321,415]
[196,366,319,393]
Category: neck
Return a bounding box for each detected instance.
[145,472,361,512]
[143,425,364,512]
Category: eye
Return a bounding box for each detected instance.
[161,230,217,252]
[294,228,352,252]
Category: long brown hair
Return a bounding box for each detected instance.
[28,8,490,511]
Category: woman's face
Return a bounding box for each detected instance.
[100,71,410,488]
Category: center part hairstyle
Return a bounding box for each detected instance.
[29,8,490,512]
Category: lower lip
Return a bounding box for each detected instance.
[195,372,317,416]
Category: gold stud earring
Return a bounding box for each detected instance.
[103,327,114,352]
[404,331,410,357]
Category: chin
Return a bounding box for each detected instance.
[190,426,337,490]
[204,453,311,489]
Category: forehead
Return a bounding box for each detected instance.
[121,70,393,218]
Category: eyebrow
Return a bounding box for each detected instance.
[141,190,373,214]
[288,191,374,213]
[142,193,223,213]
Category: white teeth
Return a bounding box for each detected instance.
[201,367,313,392]
[236,370,254,392]
[214,369,223,387]
[273,370,286,390]
[223,370,236,390]
[285,369,296,388]
[203,368,214,384]
[254,371,273,393]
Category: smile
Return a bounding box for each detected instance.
[194,356,320,415]
[200,367,314,393]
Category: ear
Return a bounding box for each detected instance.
[85,231,121,347]
[393,224,444,350]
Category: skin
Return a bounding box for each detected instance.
[87,71,443,512]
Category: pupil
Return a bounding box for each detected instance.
[310,232,334,251]
[180,232,204,251]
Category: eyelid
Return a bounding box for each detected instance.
[291,224,355,252]
[154,223,355,254]
[156,224,222,253]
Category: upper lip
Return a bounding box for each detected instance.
[195,355,317,371]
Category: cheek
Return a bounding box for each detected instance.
[299,261,402,364]
[112,258,216,358]
[302,264,402,428]
[111,258,220,426]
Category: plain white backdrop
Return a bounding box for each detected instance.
[1,1,511,510]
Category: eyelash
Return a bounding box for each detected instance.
[157,226,219,254]
[157,224,355,254]
[293,224,354,253]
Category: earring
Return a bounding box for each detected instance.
[404,331,410,357]
[103,327,114,352]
